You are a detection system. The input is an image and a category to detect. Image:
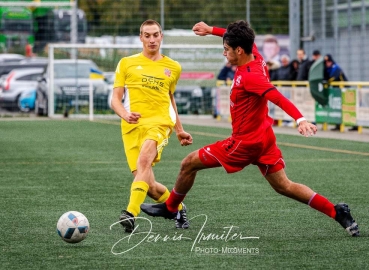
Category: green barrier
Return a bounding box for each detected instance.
[315,87,342,124]
[308,57,328,106]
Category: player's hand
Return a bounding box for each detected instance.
[298,121,317,137]
[177,131,193,146]
[192,21,212,36]
[122,112,141,124]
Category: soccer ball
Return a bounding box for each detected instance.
[57,211,90,243]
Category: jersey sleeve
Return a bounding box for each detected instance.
[263,89,303,120]
[170,62,182,94]
[113,58,126,88]
[212,26,226,37]
[243,73,303,120]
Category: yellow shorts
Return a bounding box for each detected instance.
[122,125,173,172]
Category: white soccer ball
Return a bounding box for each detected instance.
[57,211,90,243]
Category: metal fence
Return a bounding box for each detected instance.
[300,0,369,81]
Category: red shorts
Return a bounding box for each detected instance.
[198,127,285,175]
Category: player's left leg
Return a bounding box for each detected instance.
[264,168,359,236]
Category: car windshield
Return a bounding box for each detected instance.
[105,74,115,84]
[54,62,96,79]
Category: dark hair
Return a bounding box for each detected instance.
[325,54,335,63]
[223,20,255,54]
[312,50,321,56]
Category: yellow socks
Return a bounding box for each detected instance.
[126,181,149,217]
[154,188,183,210]
[155,189,170,203]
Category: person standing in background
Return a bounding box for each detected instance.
[25,41,33,57]
[323,54,357,131]
[296,49,310,80]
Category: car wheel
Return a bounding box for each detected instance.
[35,99,43,116]
[18,96,30,112]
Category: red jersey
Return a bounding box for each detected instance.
[212,26,303,141]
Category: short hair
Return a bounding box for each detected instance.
[280,54,290,62]
[140,19,162,35]
[263,34,279,45]
[223,20,255,54]
[312,50,321,56]
[325,54,335,63]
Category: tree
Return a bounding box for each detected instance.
[79,0,289,37]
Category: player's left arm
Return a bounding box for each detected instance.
[264,89,317,137]
[169,92,193,146]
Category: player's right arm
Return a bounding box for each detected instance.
[192,21,226,37]
[192,21,259,53]
[112,58,141,124]
[111,87,141,124]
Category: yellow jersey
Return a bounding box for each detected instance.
[114,53,181,134]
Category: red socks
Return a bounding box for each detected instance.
[308,193,336,219]
[165,189,186,213]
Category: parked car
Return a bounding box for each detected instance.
[174,85,204,114]
[0,68,44,111]
[18,88,36,112]
[0,61,47,77]
[0,53,25,63]
[104,71,115,109]
[35,59,109,116]
[19,57,48,65]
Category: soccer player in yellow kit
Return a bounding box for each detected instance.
[111,19,193,233]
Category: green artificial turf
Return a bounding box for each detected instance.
[0,119,368,269]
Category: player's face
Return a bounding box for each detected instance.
[263,42,279,61]
[223,43,238,65]
[140,24,163,54]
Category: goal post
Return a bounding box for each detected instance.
[45,43,225,119]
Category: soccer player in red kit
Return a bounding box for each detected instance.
[141,21,359,236]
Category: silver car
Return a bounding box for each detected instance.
[0,53,25,63]
[35,59,109,116]
[0,68,44,111]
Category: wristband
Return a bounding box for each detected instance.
[296,117,306,125]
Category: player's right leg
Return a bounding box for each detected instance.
[119,132,157,232]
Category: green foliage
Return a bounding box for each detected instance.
[78,0,289,36]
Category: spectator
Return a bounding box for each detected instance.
[312,50,321,62]
[275,54,292,80]
[25,41,33,57]
[324,54,348,83]
[289,59,299,80]
[217,61,233,80]
[296,49,310,80]
[266,60,281,81]
[226,64,237,82]
[323,54,356,131]
[307,50,322,71]
[262,34,281,64]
